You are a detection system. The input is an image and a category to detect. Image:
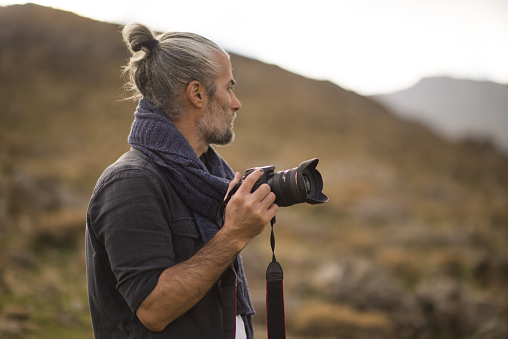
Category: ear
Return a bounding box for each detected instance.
[186,80,206,108]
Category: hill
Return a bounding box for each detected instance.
[1,4,508,339]
[371,77,508,154]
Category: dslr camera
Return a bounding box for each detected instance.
[230,158,328,207]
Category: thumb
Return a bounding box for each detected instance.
[226,172,242,198]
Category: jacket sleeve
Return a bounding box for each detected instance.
[88,168,175,314]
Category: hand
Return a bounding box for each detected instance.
[223,170,279,247]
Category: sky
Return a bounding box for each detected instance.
[1,0,508,95]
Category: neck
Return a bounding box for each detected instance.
[173,119,208,157]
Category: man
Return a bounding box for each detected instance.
[86,23,279,338]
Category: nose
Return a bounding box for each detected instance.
[231,92,241,111]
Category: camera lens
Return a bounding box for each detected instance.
[243,158,328,207]
[303,174,311,195]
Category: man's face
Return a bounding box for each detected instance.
[196,54,241,147]
[197,94,236,146]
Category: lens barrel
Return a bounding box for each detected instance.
[266,158,328,207]
[241,158,328,207]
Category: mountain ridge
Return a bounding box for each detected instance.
[371,77,508,154]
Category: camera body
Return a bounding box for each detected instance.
[230,158,328,207]
[243,164,276,193]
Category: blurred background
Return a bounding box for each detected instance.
[0,1,507,338]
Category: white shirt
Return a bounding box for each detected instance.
[235,315,247,339]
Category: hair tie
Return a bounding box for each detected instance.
[147,39,159,51]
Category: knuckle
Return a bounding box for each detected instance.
[247,170,263,181]
[243,200,256,212]
[254,184,271,197]
[259,183,271,192]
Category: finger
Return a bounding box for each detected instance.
[250,183,272,201]
[257,190,276,209]
[265,203,279,220]
[237,169,264,194]
[258,200,279,224]
[227,172,241,191]
[263,191,277,205]
[225,172,242,200]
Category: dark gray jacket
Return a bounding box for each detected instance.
[86,149,224,338]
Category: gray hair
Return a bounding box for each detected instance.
[121,22,228,121]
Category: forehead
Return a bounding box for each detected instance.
[216,53,233,81]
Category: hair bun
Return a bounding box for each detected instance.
[122,22,156,53]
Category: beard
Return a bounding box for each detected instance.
[196,96,236,147]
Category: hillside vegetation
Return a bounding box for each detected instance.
[1,4,508,339]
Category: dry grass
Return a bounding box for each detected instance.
[291,302,393,338]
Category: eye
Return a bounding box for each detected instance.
[228,80,236,91]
